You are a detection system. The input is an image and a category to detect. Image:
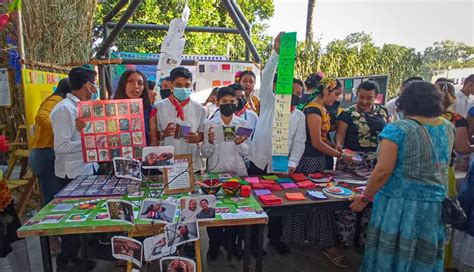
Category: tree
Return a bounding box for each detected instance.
[94,0,274,62]
[305,0,316,43]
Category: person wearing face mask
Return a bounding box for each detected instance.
[201,87,250,260]
[50,65,99,271]
[155,67,206,171]
[158,76,173,100]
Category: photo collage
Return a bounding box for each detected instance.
[54,175,140,198]
[78,99,146,162]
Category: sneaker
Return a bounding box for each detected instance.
[269,240,290,255]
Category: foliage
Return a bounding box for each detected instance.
[421,40,474,79]
[94,0,274,61]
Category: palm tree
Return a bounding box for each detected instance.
[306,0,317,42]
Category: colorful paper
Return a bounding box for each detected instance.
[280,183,298,189]
[285,192,306,201]
[254,189,272,196]
[262,175,279,180]
[245,177,260,184]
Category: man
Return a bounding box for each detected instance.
[249,33,307,256]
[385,76,424,121]
[50,65,98,271]
[180,198,200,221]
[196,199,216,219]
[156,67,206,172]
[454,74,474,117]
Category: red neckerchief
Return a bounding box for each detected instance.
[291,105,296,112]
[235,106,246,117]
[169,95,190,121]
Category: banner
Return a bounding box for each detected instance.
[22,69,68,146]
[271,32,297,173]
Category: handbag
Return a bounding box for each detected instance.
[408,118,467,231]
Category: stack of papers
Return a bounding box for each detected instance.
[276,177,294,183]
[285,192,306,201]
[262,175,279,180]
[254,189,272,196]
[258,194,283,206]
[260,179,277,185]
[250,183,265,190]
[296,180,316,189]
[280,183,298,189]
[290,173,307,182]
[307,190,328,200]
[263,183,282,191]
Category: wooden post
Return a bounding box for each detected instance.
[195,239,203,272]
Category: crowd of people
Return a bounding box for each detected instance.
[3,32,468,272]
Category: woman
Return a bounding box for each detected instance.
[301,71,324,104]
[282,78,351,268]
[238,70,260,115]
[351,81,454,271]
[203,87,219,119]
[437,81,474,269]
[335,80,390,172]
[29,78,72,204]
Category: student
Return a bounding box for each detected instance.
[155,67,206,171]
[201,87,250,260]
[158,76,173,100]
[454,74,474,117]
[239,70,260,115]
[248,33,306,256]
[147,80,157,104]
[203,87,219,119]
[29,78,72,205]
[301,72,324,104]
[385,76,424,121]
[50,65,98,270]
[196,199,216,219]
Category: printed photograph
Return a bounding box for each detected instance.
[130,101,141,115]
[113,157,142,181]
[139,199,176,223]
[122,146,133,158]
[143,234,175,262]
[95,135,107,148]
[131,118,142,131]
[160,257,196,272]
[112,236,143,268]
[80,104,91,118]
[98,149,109,161]
[107,119,118,132]
[108,135,120,147]
[84,135,95,149]
[165,221,199,248]
[120,133,132,146]
[106,200,135,224]
[118,103,129,115]
[94,120,106,133]
[141,146,174,169]
[93,104,104,117]
[86,149,97,162]
[180,195,216,222]
[133,146,143,158]
[110,148,121,158]
[84,121,94,134]
[105,103,117,116]
[119,118,130,131]
[132,132,143,145]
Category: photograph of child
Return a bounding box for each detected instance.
[113,157,142,181]
[143,234,176,262]
[141,146,174,169]
[139,199,176,223]
[165,221,199,247]
[160,257,196,272]
[180,195,216,221]
[106,200,135,225]
[112,236,143,267]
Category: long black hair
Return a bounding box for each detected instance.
[114,70,152,112]
[52,78,72,98]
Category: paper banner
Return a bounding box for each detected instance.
[271,32,297,173]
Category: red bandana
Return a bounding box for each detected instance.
[291,105,296,112]
[169,95,190,121]
[235,107,246,117]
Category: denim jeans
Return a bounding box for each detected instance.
[28,148,61,205]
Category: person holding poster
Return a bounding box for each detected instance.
[247,33,306,256]
[155,67,206,172]
[50,65,98,270]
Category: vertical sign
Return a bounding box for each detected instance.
[271,32,297,173]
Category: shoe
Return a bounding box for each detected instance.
[56,256,96,271]
[207,249,219,261]
[269,240,290,255]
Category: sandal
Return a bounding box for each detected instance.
[323,249,350,268]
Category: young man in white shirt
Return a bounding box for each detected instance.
[248,33,307,255]
[454,74,474,117]
[201,87,250,260]
[155,67,206,172]
[50,65,99,270]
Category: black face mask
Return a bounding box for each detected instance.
[236,97,246,112]
[220,103,237,117]
[291,94,301,106]
[160,88,172,99]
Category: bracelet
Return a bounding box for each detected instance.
[361,193,374,203]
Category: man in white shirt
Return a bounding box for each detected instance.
[248,33,306,255]
[156,67,206,171]
[385,76,424,121]
[454,74,474,117]
[50,65,99,270]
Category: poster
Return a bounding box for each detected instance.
[271,32,297,173]
[78,99,146,162]
[22,69,68,147]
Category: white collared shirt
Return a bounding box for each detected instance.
[210,109,258,131]
[156,98,206,171]
[249,51,307,172]
[50,93,98,179]
[455,90,472,117]
[201,115,250,176]
[386,97,400,121]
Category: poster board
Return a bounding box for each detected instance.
[0,68,12,107]
[163,154,194,195]
[337,75,390,108]
[22,69,68,147]
[78,99,146,162]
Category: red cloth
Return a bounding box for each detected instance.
[150,107,157,118]
[291,105,296,112]
[290,173,307,182]
[263,183,282,191]
[250,183,265,190]
[285,192,306,201]
[235,107,246,117]
[309,173,325,179]
[296,180,316,189]
[258,194,283,206]
[259,179,277,185]
[169,96,190,121]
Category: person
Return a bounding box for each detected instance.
[210,83,259,131]
[196,199,216,219]
[155,67,206,171]
[292,78,304,97]
[158,76,173,100]
[239,70,260,115]
[29,78,72,205]
[180,199,200,222]
[113,70,153,145]
[301,71,324,104]
[234,71,243,83]
[178,225,190,242]
[351,81,454,271]
[152,237,166,256]
[454,74,474,117]
[202,87,250,176]
[385,76,424,121]
[50,65,98,270]
[453,159,474,271]
[203,87,219,119]
[335,80,390,172]
[142,152,173,167]
[167,259,194,272]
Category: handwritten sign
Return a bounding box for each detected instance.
[271,32,297,172]
[164,154,195,194]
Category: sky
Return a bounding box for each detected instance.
[265,0,473,52]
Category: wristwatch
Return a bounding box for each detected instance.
[361,193,374,203]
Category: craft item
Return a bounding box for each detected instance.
[55,175,138,198]
[290,173,307,182]
[280,182,298,189]
[323,186,355,198]
[254,189,272,196]
[259,179,277,185]
[333,178,367,185]
[198,179,222,195]
[296,180,316,189]
[163,154,195,195]
[244,177,260,184]
[276,177,294,183]
[307,191,328,200]
[285,192,306,201]
[222,180,241,195]
[240,185,251,197]
[250,183,265,190]
[264,183,283,191]
[51,203,74,212]
[258,194,283,206]
[262,175,279,180]
[235,127,253,137]
[343,149,363,162]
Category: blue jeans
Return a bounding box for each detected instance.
[29,148,61,205]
